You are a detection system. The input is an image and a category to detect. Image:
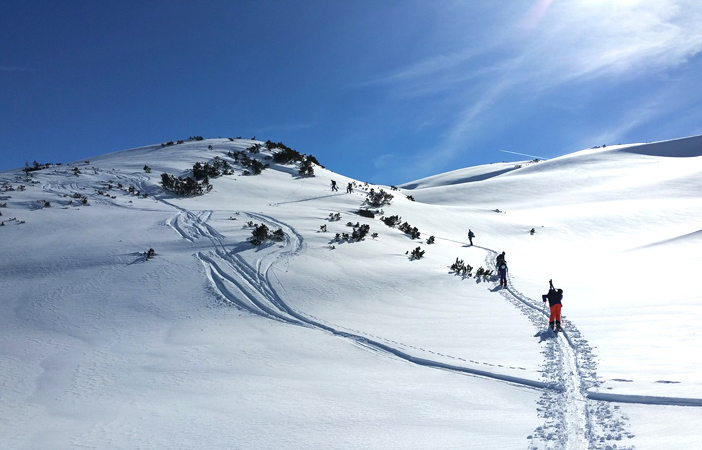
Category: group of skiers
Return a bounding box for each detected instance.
[471,230,563,333]
[330,180,354,194]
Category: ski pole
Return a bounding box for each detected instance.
[542,300,548,329]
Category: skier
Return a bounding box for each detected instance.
[498,261,508,288]
[347,182,353,194]
[331,180,338,192]
[495,251,505,268]
[467,229,475,246]
[542,279,563,331]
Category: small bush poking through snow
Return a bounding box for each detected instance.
[398,221,421,239]
[249,223,285,246]
[475,266,494,280]
[380,215,402,227]
[449,257,472,277]
[408,246,425,260]
[365,188,393,207]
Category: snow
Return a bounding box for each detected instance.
[1,135,701,449]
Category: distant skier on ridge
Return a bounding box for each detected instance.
[542,279,563,332]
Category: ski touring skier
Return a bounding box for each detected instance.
[467,229,475,246]
[331,180,338,192]
[498,260,508,288]
[495,251,505,268]
[542,279,563,332]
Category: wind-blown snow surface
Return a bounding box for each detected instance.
[1,136,701,449]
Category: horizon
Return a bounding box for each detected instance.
[2,1,702,185]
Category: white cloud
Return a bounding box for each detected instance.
[372,1,702,164]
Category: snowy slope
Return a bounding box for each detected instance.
[2,135,702,449]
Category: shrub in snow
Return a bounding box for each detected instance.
[406,195,415,201]
[298,158,315,177]
[409,246,425,260]
[249,223,285,246]
[426,235,435,244]
[365,188,393,207]
[371,232,378,239]
[269,141,304,164]
[73,167,81,175]
[398,221,421,239]
[328,212,341,222]
[319,224,327,232]
[449,257,472,277]
[160,173,212,197]
[351,224,370,241]
[358,209,375,219]
[143,165,152,173]
[145,248,155,260]
[380,215,401,227]
[249,224,270,246]
[475,266,493,280]
[193,157,233,179]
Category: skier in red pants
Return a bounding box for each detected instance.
[542,279,563,331]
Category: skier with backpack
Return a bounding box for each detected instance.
[498,260,508,288]
[495,251,505,268]
[542,279,563,331]
[467,229,475,246]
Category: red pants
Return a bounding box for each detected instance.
[549,304,561,323]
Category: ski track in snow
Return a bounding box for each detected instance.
[161,200,702,449]
[487,251,634,450]
[167,208,558,391]
[32,169,692,450]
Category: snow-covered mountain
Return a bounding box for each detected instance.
[2,135,701,449]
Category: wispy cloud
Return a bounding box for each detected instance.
[370,1,702,170]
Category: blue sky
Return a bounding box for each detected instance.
[2,0,702,184]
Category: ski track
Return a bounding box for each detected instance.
[164,203,702,449]
[166,207,560,392]
[26,172,698,449]
[484,252,636,449]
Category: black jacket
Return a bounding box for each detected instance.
[542,287,562,306]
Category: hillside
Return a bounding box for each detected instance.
[2,135,702,449]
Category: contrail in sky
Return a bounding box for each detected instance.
[499,150,548,160]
